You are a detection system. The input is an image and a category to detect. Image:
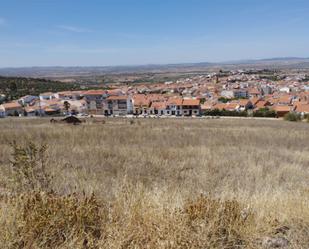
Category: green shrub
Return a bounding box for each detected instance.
[253,108,276,118]
[284,112,301,122]
[203,109,248,117]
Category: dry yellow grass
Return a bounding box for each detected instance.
[0,117,308,248]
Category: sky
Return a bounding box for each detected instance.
[0,0,309,67]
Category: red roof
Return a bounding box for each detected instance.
[212,103,227,110]
[272,105,293,112]
[295,104,309,113]
[83,90,105,96]
[25,106,41,113]
[133,94,150,106]
[106,89,123,95]
[248,88,261,95]
[250,97,260,105]
[2,102,22,110]
[212,102,238,111]
[151,101,166,109]
[201,104,212,110]
[225,103,238,111]
[278,95,291,104]
[182,99,200,106]
[167,97,183,106]
[107,95,127,100]
[238,99,251,106]
[254,100,270,109]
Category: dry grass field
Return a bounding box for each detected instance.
[0,117,308,248]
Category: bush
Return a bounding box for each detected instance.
[184,196,254,248]
[203,109,248,117]
[9,141,52,193]
[253,108,277,118]
[284,112,301,122]
[7,192,104,249]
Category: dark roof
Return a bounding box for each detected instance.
[61,116,82,124]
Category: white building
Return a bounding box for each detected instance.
[165,98,183,116]
[233,89,248,98]
[0,105,5,117]
[39,92,55,101]
[104,95,133,116]
[279,87,290,93]
[221,90,234,99]
[0,102,23,117]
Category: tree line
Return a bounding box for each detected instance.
[0,76,83,103]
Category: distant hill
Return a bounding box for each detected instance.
[1,57,309,78]
[257,57,309,61]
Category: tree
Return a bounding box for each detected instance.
[63,101,71,115]
[9,82,18,92]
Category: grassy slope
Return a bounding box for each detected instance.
[0,118,308,248]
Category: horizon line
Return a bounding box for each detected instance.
[1,56,309,69]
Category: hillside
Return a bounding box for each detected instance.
[0,76,82,102]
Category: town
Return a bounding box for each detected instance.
[1,69,309,119]
[1,0,309,248]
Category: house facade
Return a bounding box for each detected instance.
[148,101,166,115]
[165,98,183,116]
[233,89,249,98]
[104,95,133,116]
[272,105,294,117]
[39,92,55,101]
[182,99,200,116]
[237,99,253,111]
[132,95,150,115]
[0,102,23,117]
[83,90,105,114]
[24,106,43,117]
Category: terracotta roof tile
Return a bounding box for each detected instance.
[151,101,166,109]
[107,95,127,100]
[295,104,309,113]
[2,102,22,110]
[182,99,200,106]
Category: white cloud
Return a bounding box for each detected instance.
[56,25,92,33]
